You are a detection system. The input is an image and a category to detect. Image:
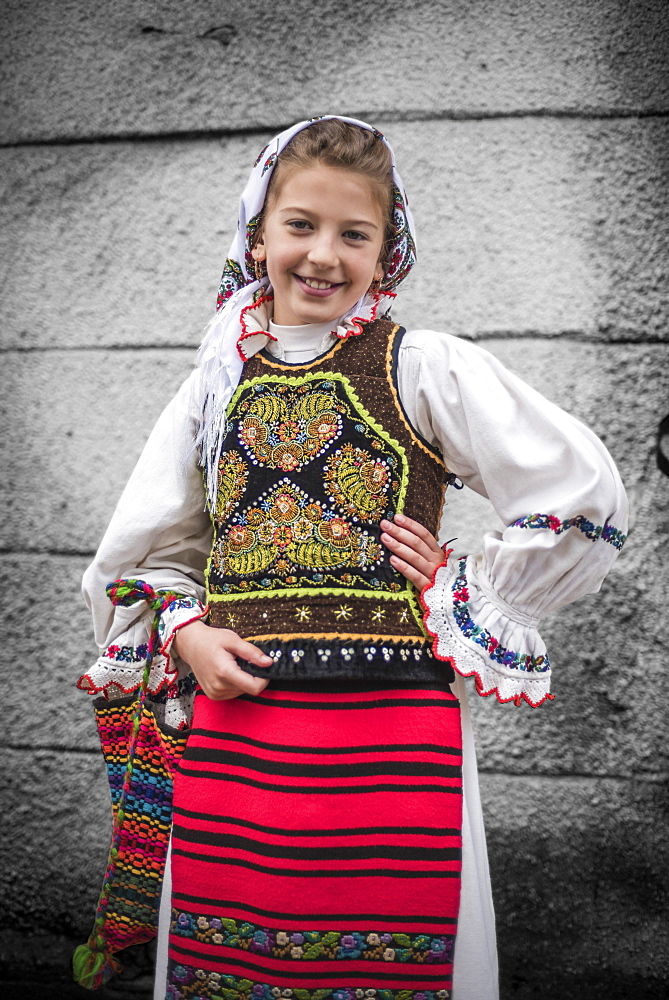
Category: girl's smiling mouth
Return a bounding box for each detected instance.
[294,273,344,296]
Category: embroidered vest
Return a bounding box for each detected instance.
[206,319,454,682]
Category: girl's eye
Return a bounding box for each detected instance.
[288,220,312,231]
[343,230,367,241]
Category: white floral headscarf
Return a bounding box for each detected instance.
[195,115,417,509]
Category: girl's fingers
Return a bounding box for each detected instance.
[387,512,443,549]
[388,554,430,592]
[380,515,443,560]
[199,654,269,700]
[183,625,272,700]
[380,514,445,590]
[219,658,270,697]
[381,521,443,561]
[381,534,435,574]
[381,526,443,563]
[226,632,273,667]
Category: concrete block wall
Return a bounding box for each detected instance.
[1,1,667,997]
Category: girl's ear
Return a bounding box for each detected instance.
[252,245,266,262]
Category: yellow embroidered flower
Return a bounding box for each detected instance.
[245,506,266,527]
[304,502,323,522]
[273,442,303,472]
[240,415,268,447]
[319,517,351,548]
[271,492,300,522]
[273,524,293,548]
[307,410,340,443]
[227,525,255,553]
[257,522,274,544]
[277,419,299,441]
[360,457,390,491]
[292,516,314,541]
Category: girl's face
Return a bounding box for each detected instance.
[257,163,386,327]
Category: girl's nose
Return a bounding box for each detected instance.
[307,233,339,270]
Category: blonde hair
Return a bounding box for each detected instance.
[260,119,395,264]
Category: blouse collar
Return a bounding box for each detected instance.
[236,291,393,361]
[267,319,336,360]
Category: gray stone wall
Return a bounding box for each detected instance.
[1,1,667,997]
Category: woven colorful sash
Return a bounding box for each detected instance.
[73,580,189,990]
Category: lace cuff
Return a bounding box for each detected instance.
[421,555,553,707]
[77,596,207,701]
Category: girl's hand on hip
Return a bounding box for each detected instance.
[380,512,446,592]
[171,620,273,700]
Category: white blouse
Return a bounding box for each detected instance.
[81,318,627,1000]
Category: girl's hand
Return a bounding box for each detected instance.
[172,620,273,700]
[380,512,446,592]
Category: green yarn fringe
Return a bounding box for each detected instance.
[72,941,122,990]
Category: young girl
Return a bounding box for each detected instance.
[77,116,627,1000]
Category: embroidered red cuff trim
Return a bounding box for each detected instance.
[419,557,554,709]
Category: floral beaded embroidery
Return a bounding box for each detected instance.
[171,910,454,966]
[211,479,384,584]
[237,380,344,473]
[167,969,450,1000]
[452,558,549,673]
[216,451,249,520]
[208,371,411,601]
[102,643,149,663]
[511,512,627,550]
[324,444,399,522]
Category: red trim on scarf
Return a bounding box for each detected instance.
[237,294,278,360]
[334,290,396,340]
[236,289,396,357]
[420,555,554,709]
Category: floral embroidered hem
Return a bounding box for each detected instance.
[77,597,207,703]
[421,556,553,708]
[510,512,627,550]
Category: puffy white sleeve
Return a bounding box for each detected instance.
[398,331,628,707]
[78,371,213,721]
